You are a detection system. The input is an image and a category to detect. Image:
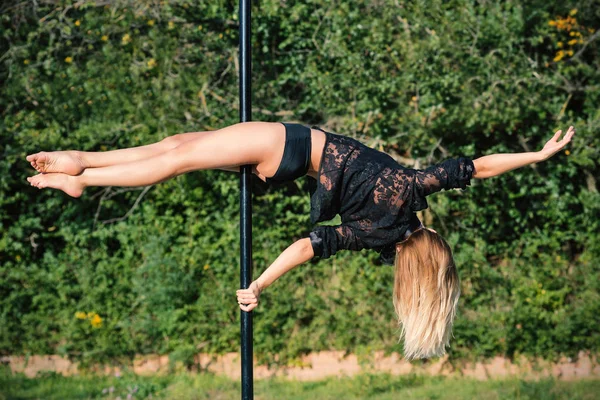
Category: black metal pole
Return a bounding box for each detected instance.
[239,0,253,399]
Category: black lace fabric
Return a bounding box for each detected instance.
[308,127,475,265]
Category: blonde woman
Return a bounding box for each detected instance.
[26,122,575,359]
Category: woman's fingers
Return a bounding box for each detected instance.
[236,283,261,311]
[563,126,575,142]
[558,126,575,141]
[237,292,258,303]
[240,303,256,312]
[551,129,562,142]
[557,127,575,149]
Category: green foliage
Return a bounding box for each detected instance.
[1,0,599,367]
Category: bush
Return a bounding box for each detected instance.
[1,0,598,366]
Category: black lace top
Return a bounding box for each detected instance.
[308,127,475,265]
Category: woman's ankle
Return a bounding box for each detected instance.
[73,150,90,170]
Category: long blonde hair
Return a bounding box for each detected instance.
[393,228,460,360]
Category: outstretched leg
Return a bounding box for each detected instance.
[26,131,212,175]
[27,122,285,197]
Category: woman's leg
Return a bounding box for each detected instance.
[27,122,285,197]
[26,132,211,175]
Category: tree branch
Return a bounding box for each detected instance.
[100,186,152,225]
[572,30,600,60]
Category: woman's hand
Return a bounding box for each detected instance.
[236,281,262,312]
[539,126,575,161]
[234,238,314,312]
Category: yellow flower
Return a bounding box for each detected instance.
[568,39,578,46]
[569,9,577,16]
[148,19,155,26]
[75,20,81,27]
[566,50,574,56]
[198,25,203,31]
[23,59,30,65]
[121,33,131,45]
[90,314,103,328]
[75,311,87,319]
[65,56,73,63]
[15,255,21,262]
[219,33,223,39]
[101,35,108,42]
[168,21,175,30]
[548,20,556,26]
[553,51,564,62]
[565,150,571,155]
[203,264,210,270]
[557,41,563,48]
[147,58,157,68]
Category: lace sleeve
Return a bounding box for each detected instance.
[414,157,475,197]
[309,225,363,259]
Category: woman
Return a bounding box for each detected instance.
[26,122,575,359]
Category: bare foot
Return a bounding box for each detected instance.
[27,173,85,198]
[26,151,86,175]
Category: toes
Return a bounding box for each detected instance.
[27,175,41,186]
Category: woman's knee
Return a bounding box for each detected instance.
[160,134,187,150]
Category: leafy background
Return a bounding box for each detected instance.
[1,0,599,367]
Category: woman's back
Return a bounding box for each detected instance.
[308,126,474,264]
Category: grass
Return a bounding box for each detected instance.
[1,367,600,400]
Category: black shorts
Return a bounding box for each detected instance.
[265,123,312,183]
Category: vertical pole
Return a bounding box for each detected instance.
[239,0,253,400]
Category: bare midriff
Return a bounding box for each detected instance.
[307,128,326,180]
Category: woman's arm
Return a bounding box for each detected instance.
[473,126,575,179]
[236,237,314,312]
